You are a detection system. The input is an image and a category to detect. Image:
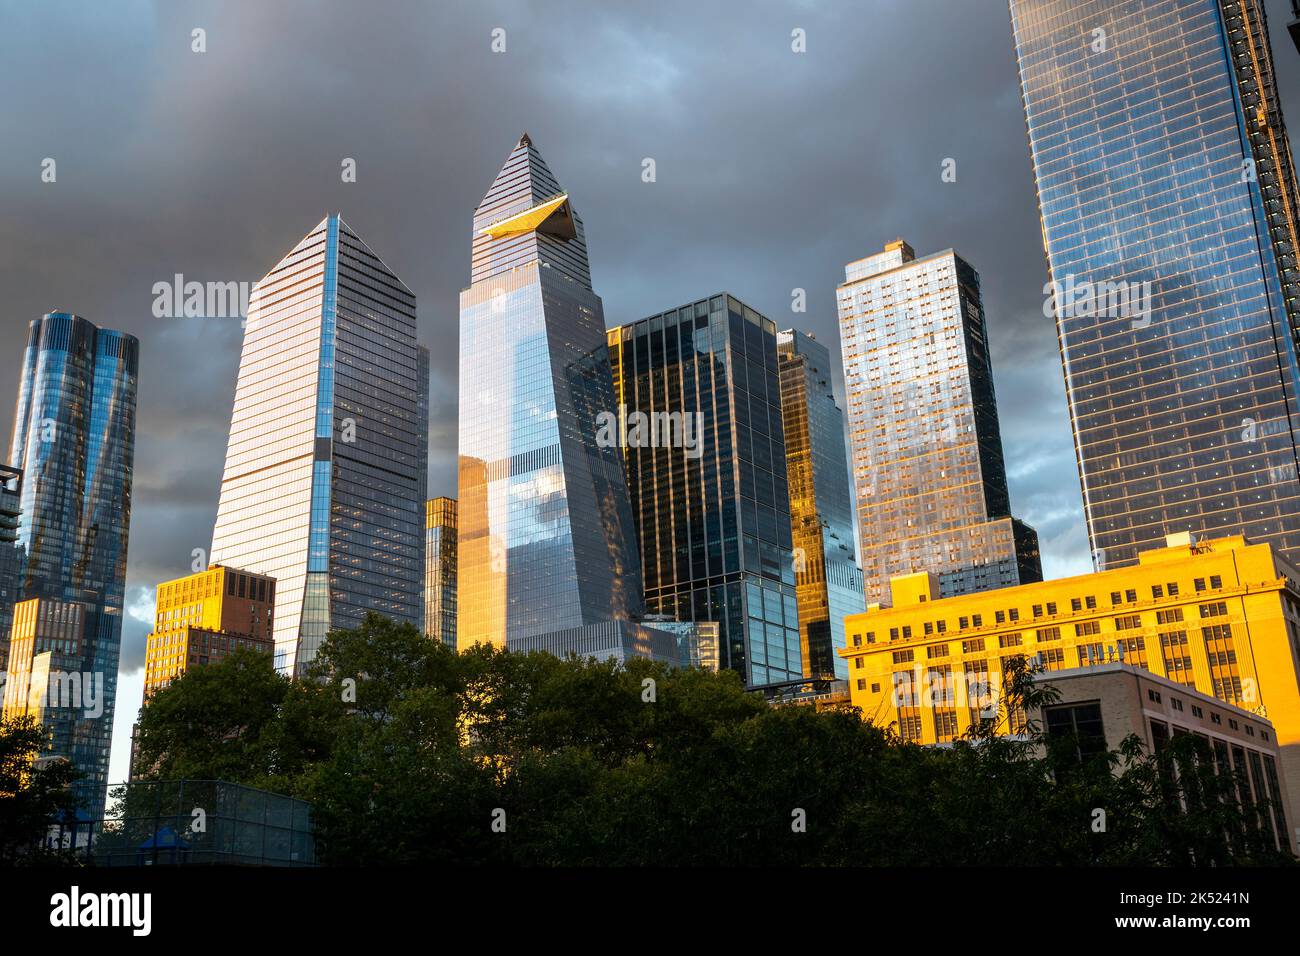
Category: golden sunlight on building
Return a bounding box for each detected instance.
[841,534,1300,848]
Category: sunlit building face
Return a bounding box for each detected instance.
[837,242,1041,606]
[457,134,661,661]
[777,329,864,680]
[1012,0,1300,568]
[424,497,457,649]
[210,216,428,675]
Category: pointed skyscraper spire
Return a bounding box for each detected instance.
[470,133,590,289]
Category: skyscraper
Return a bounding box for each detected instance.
[1012,0,1300,569]
[5,311,138,816]
[777,329,864,679]
[211,215,428,675]
[0,463,22,675]
[457,134,676,665]
[424,496,457,649]
[837,241,1041,606]
[608,295,803,686]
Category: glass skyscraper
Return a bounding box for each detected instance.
[211,215,428,675]
[458,134,676,664]
[777,329,864,680]
[608,295,803,686]
[424,496,457,649]
[1012,0,1300,568]
[0,463,22,675]
[837,241,1042,606]
[5,311,139,817]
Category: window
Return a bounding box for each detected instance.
[1086,595,1097,609]
[971,614,983,628]
[958,617,968,629]
[1148,689,1162,703]
[902,625,912,639]
[1194,578,1206,593]
[1191,705,1203,718]
[1032,604,1043,619]
[856,679,866,690]
[924,622,933,635]
[1038,647,1066,671]
[1036,626,1061,642]
[1075,621,1100,636]
[1199,602,1227,618]
[1046,602,1057,615]
[1152,585,1163,599]
[1170,698,1184,712]
[1009,609,1019,622]
[962,638,985,654]
[1114,614,1141,630]
[1167,583,1179,597]
[1071,598,1082,612]
[1156,608,1183,624]
[1110,591,1122,605]
[927,644,949,659]
[852,634,862,647]
[1209,575,1223,589]
[892,650,913,664]
[1044,701,1107,762]
[999,633,1022,648]
[890,627,899,641]
[1125,589,1137,603]
[854,657,863,670]
[936,620,946,634]
[870,682,880,694]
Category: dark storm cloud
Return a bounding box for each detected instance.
[2,0,1298,693]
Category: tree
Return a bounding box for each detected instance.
[0,715,81,865]
[128,615,1297,866]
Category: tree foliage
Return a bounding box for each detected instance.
[0,715,81,865]
[131,613,1296,866]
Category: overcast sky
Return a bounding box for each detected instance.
[1,0,1297,785]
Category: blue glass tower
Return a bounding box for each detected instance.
[457,134,677,664]
[608,296,804,686]
[6,312,139,817]
[1012,0,1300,568]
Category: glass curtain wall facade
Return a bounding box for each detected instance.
[837,241,1041,606]
[608,295,802,686]
[6,311,138,817]
[777,329,864,679]
[211,215,428,675]
[424,497,457,648]
[457,134,673,663]
[1011,0,1300,568]
[0,464,22,674]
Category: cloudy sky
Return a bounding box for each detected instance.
[1,0,1297,785]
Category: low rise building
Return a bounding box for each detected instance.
[841,533,1300,849]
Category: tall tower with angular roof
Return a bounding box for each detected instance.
[457,134,664,659]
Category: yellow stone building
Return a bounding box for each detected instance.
[841,533,1300,838]
[143,565,276,696]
